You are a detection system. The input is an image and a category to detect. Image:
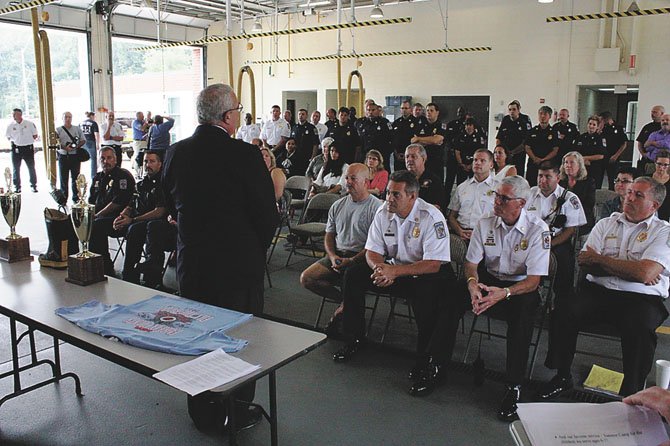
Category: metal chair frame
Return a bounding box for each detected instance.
[462,252,558,379]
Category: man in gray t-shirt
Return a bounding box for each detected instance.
[300,163,381,329]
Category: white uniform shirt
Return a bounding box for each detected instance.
[314,122,328,141]
[366,198,451,265]
[584,212,670,297]
[56,125,85,155]
[236,123,261,143]
[448,173,498,229]
[526,185,586,236]
[100,121,124,146]
[467,208,550,281]
[6,119,37,146]
[260,118,291,146]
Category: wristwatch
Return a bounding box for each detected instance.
[504,287,512,300]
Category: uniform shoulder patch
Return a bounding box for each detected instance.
[434,221,447,239]
[542,231,552,249]
[441,123,447,130]
[569,195,580,209]
[119,179,127,190]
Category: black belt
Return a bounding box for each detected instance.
[15,144,33,148]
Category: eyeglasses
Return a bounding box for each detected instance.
[494,192,523,204]
[656,162,670,167]
[614,179,633,184]
[224,104,244,115]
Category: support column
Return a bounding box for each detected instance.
[88,9,113,112]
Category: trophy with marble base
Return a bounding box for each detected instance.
[66,175,106,286]
[0,168,33,263]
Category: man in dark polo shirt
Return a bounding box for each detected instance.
[405,143,446,211]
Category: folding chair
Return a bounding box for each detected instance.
[462,252,558,379]
[449,234,468,280]
[267,189,292,264]
[285,175,311,220]
[111,236,126,265]
[285,193,340,267]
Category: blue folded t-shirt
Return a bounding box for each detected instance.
[56,295,252,355]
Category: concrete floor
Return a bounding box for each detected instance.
[1,151,669,445]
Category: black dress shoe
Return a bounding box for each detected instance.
[497,385,521,421]
[31,185,38,193]
[409,362,445,397]
[538,375,573,400]
[333,339,362,362]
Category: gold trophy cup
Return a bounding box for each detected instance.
[0,167,33,262]
[65,175,106,285]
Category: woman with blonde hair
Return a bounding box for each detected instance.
[261,147,286,202]
[559,151,596,233]
[365,149,388,197]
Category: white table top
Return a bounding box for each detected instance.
[0,261,326,394]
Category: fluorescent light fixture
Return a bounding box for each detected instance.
[171,0,224,12]
[597,87,639,92]
[538,0,553,3]
[298,0,331,7]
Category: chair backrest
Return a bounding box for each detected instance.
[286,175,311,194]
[539,252,558,307]
[278,189,292,222]
[305,193,341,212]
[449,233,468,279]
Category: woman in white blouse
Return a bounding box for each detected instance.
[310,141,348,198]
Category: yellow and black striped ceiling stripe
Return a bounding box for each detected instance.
[0,0,56,16]
[250,46,492,63]
[547,7,670,22]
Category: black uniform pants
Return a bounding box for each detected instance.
[444,150,458,206]
[425,146,445,186]
[526,161,540,187]
[11,144,37,189]
[512,152,526,178]
[112,145,122,168]
[121,220,150,283]
[475,270,540,384]
[341,262,461,362]
[587,161,605,191]
[143,220,177,286]
[89,216,125,274]
[58,153,81,201]
[547,280,669,396]
[544,241,576,369]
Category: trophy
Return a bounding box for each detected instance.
[0,168,33,263]
[65,174,106,285]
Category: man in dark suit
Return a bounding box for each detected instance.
[162,83,279,432]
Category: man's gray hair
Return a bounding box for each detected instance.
[500,175,531,202]
[321,137,334,149]
[635,176,667,206]
[405,143,427,159]
[389,170,420,195]
[197,84,236,125]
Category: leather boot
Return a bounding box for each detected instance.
[38,208,79,269]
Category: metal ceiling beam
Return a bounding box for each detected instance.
[547,7,670,22]
[134,15,412,50]
[0,0,57,16]
[250,46,493,63]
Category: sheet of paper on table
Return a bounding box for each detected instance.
[153,348,260,396]
[517,402,669,446]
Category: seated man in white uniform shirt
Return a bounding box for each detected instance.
[333,170,460,397]
[540,177,670,400]
[448,148,498,241]
[463,175,550,421]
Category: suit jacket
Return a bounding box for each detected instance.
[162,124,279,307]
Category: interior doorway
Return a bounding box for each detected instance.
[576,85,638,164]
[282,90,317,118]
[431,95,490,144]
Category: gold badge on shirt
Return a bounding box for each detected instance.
[519,239,528,250]
[412,221,421,238]
[637,232,648,243]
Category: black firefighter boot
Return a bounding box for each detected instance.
[38,208,79,269]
